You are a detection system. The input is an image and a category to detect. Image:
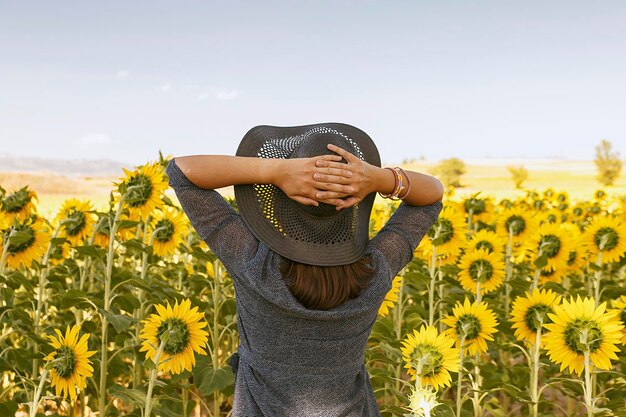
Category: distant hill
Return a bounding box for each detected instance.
[0,153,130,177]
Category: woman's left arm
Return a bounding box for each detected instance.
[166,154,347,277]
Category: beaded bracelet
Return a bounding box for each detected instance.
[398,167,412,199]
[378,167,410,200]
[378,167,399,199]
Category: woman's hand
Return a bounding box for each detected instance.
[273,154,347,207]
[311,144,382,210]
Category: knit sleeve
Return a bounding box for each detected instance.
[165,158,259,277]
[370,199,443,281]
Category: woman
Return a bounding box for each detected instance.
[166,122,443,417]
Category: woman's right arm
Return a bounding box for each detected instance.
[311,143,444,208]
[311,143,444,279]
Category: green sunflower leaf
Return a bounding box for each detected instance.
[74,245,106,260]
[533,253,549,269]
[7,230,33,247]
[192,355,234,395]
[108,384,146,407]
[99,309,134,333]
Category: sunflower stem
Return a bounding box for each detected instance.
[472,351,482,417]
[593,252,603,308]
[504,227,514,315]
[583,350,594,417]
[98,194,126,417]
[134,221,157,390]
[29,368,48,417]
[212,260,223,417]
[455,337,465,417]
[428,245,438,327]
[182,385,189,417]
[530,325,542,417]
[144,337,166,417]
[32,224,62,380]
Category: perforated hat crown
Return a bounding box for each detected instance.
[234,122,381,266]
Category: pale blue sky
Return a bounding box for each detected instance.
[1,1,625,166]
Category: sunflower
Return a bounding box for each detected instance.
[570,202,589,223]
[442,298,499,356]
[139,298,209,374]
[400,325,459,390]
[497,206,539,243]
[582,215,626,264]
[466,229,506,255]
[594,190,608,202]
[544,295,623,375]
[417,205,467,263]
[510,289,562,346]
[379,276,402,317]
[529,222,574,272]
[611,295,626,345]
[456,248,505,296]
[3,216,51,269]
[1,186,38,223]
[542,207,567,225]
[460,196,495,225]
[116,162,168,221]
[149,207,189,257]
[54,199,95,246]
[407,385,440,417]
[43,325,96,402]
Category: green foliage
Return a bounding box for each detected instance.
[432,158,467,188]
[507,165,529,189]
[594,139,622,186]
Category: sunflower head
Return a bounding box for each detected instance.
[457,248,505,295]
[531,222,573,272]
[43,325,96,402]
[3,216,51,269]
[582,215,626,264]
[462,195,494,223]
[149,207,189,257]
[442,298,499,356]
[544,295,624,375]
[1,186,38,222]
[510,288,561,345]
[407,385,441,417]
[116,162,168,221]
[139,298,209,374]
[400,325,459,391]
[54,199,95,246]
[499,206,538,242]
[466,229,505,255]
[417,205,466,262]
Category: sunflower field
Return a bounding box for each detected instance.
[2,156,626,417]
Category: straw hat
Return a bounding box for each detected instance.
[234,122,381,266]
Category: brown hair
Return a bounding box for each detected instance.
[279,255,375,310]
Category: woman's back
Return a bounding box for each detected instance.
[166,157,443,416]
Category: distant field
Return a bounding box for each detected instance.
[2,159,624,218]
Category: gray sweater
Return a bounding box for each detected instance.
[166,159,443,417]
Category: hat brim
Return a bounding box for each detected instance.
[234,122,381,266]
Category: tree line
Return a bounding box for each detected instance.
[422,139,622,189]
